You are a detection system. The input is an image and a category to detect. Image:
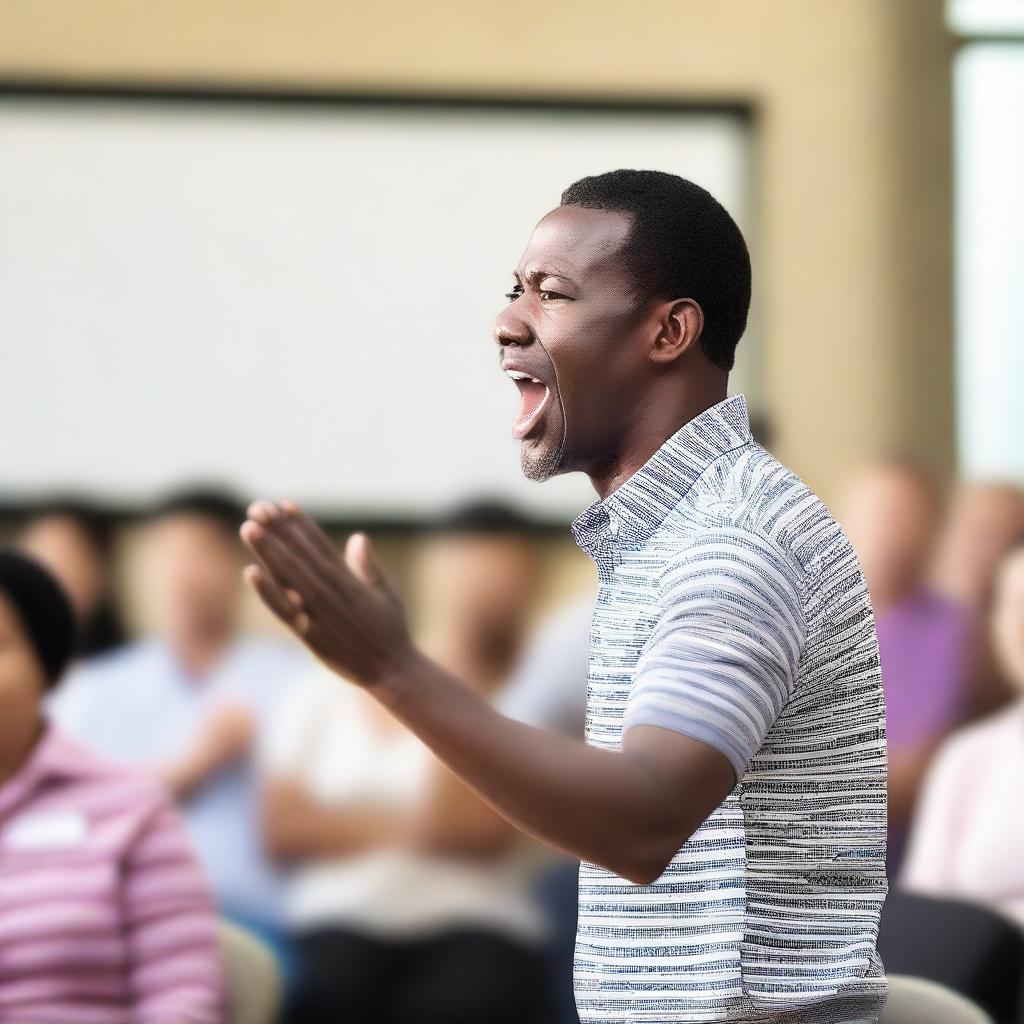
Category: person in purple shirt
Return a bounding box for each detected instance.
[840,457,974,876]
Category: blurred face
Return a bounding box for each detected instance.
[492,205,660,482]
[0,594,45,727]
[992,548,1024,693]
[146,514,242,640]
[20,514,104,618]
[933,484,1024,607]
[418,532,541,646]
[840,465,938,601]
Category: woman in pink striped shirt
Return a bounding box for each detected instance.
[0,548,226,1024]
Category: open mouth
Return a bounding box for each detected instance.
[505,368,551,440]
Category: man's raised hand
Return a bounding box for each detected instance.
[239,499,415,687]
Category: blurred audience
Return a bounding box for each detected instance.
[262,500,554,1024]
[18,497,127,658]
[901,538,1024,928]
[48,488,308,978]
[496,596,593,1024]
[931,481,1024,716]
[0,549,225,1023]
[840,458,973,876]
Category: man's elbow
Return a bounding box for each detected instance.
[612,836,682,886]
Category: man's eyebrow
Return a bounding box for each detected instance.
[512,267,576,286]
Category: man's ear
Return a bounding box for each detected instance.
[650,298,704,365]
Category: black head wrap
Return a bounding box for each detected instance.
[0,548,77,688]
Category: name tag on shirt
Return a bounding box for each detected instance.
[3,810,87,851]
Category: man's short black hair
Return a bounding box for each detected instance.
[148,486,247,539]
[559,169,751,372]
[23,495,116,559]
[431,498,536,537]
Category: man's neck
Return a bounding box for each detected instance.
[587,379,729,500]
[168,626,236,682]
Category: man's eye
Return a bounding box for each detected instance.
[540,290,568,301]
[504,288,523,302]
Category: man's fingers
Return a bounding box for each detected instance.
[280,499,344,562]
[244,564,298,623]
[246,499,282,527]
[240,519,323,598]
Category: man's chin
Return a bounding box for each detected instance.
[520,441,564,482]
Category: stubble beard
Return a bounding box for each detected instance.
[520,441,563,482]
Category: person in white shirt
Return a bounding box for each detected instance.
[901,539,1024,927]
[261,501,554,1024]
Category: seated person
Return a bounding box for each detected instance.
[0,549,225,1023]
[18,496,127,658]
[48,488,309,971]
[901,538,1024,927]
[839,459,973,875]
[262,501,553,1024]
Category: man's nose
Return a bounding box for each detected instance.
[491,306,532,349]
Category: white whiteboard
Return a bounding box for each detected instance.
[0,97,751,518]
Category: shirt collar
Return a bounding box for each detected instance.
[0,718,94,815]
[17,718,93,784]
[570,393,753,559]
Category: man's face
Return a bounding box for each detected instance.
[146,514,242,640]
[491,205,657,482]
[840,465,938,599]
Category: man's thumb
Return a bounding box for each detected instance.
[344,532,386,587]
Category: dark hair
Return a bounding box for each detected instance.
[0,548,77,688]
[560,169,751,371]
[22,496,116,559]
[431,499,536,537]
[19,496,127,657]
[149,486,247,538]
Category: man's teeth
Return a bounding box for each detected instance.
[505,369,543,384]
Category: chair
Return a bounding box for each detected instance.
[877,891,1024,1023]
[217,920,283,1024]
[882,974,993,1024]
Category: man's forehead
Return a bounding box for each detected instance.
[517,205,633,278]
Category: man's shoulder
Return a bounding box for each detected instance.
[668,443,842,571]
[58,639,163,696]
[939,700,1023,765]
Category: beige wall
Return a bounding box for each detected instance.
[1,0,955,511]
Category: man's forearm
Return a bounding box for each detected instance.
[372,649,691,884]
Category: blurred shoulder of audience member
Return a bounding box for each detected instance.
[0,548,225,1023]
[18,496,126,658]
[48,486,309,966]
[901,537,1024,928]
[261,499,557,1024]
[931,481,1024,716]
[495,595,593,741]
[840,458,973,875]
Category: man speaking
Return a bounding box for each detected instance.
[241,169,888,1024]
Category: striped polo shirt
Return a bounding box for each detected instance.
[570,394,888,1024]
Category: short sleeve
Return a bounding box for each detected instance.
[622,527,806,782]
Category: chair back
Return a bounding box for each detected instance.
[881,974,993,1024]
[217,920,283,1024]
[878,891,1024,1022]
